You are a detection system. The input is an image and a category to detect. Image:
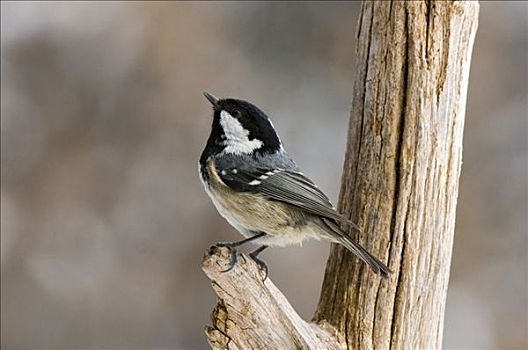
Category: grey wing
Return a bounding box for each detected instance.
[218,164,390,277]
[219,167,360,230]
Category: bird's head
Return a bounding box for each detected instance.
[202,92,282,158]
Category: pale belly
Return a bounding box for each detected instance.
[200,170,327,247]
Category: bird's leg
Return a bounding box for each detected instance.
[215,232,266,272]
[249,245,269,279]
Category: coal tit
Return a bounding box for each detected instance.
[199,92,390,278]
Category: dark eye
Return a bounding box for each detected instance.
[232,109,242,118]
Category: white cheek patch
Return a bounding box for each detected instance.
[219,110,263,154]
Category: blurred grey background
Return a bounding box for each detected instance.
[1,2,526,349]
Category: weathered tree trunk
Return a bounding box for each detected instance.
[202,1,479,349]
[314,1,479,349]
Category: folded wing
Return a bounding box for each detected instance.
[219,166,361,231]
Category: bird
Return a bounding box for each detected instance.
[199,92,390,278]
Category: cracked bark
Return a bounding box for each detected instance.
[202,1,479,349]
[203,246,344,350]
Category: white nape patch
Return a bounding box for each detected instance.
[268,119,283,149]
[248,180,261,186]
[219,110,263,155]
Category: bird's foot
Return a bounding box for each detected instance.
[214,242,238,272]
[249,253,268,281]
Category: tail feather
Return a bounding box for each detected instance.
[321,218,391,278]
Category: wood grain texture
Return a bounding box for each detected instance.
[202,246,344,350]
[314,1,479,349]
[202,1,479,349]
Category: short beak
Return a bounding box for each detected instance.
[203,91,220,108]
